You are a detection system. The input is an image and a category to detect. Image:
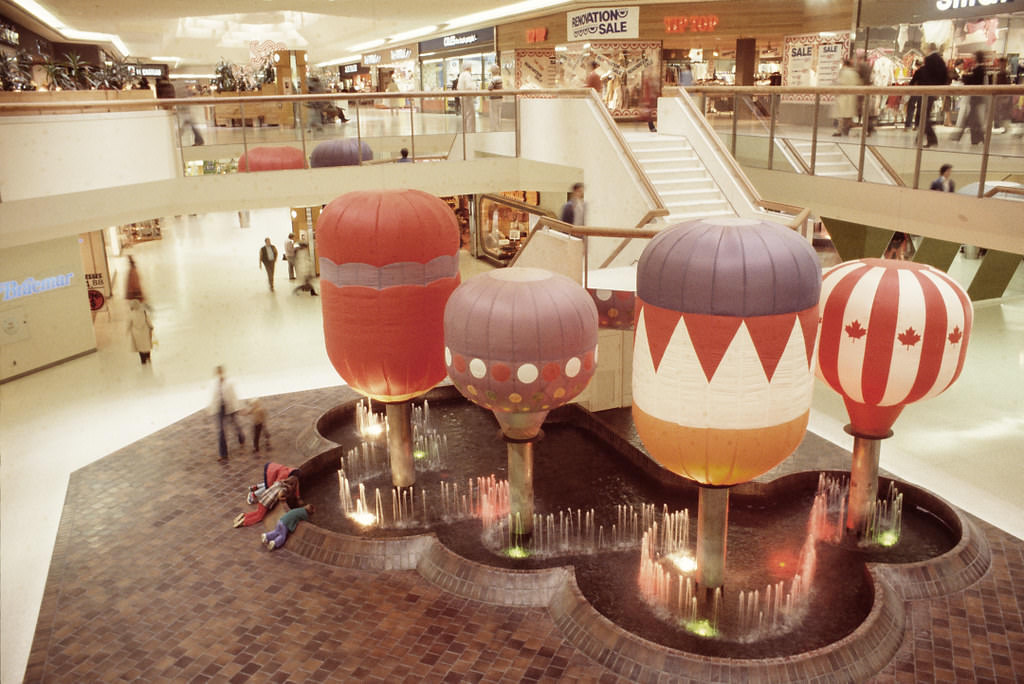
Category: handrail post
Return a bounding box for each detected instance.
[856,91,869,182]
[977,93,996,198]
[296,100,308,162]
[810,94,819,175]
[174,104,187,176]
[912,93,928,190]
[409,98,416,161]
[515,94,522,159]
[730,94,738,157]
[240,101,249,172]
[768,89,777,170]
[355,99,362,165]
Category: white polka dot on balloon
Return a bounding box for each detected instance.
[469,358,487,379]
[444,347,452,366]
[517,363,539,384]
[596,289,612,301]
[565,357,581,378]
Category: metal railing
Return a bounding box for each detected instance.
[679,84,1024,196]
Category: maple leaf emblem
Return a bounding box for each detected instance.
[845,320,867,340]
[948,326,962,344]
[898,327,921,349]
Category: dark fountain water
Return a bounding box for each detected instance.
[301,388,957,660]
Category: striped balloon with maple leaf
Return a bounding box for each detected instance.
[817,258,973,438]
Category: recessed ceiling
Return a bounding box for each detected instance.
[5,0,581,71]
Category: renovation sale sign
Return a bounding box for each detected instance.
[566,7,639,41]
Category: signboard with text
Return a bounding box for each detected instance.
[566,7,639,42]
[782,32,850,102]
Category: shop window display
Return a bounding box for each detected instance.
[557,41,661,119]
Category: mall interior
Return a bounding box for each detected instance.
[1,0,1023,682]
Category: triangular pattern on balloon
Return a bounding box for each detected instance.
[797,307,818,369]
[744,312,798,382]
[637,300,684,373]
[681,313,743,383]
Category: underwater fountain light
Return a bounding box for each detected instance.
[669,552,697,574]
[506,546,531,559]
[348,509,377,526]
[362,423,384,438]
[685,619,717,638]
[876,530,899,547]
[413,449,427,460]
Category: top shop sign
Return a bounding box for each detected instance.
[567,7,640,41]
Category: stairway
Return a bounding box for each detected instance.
[623,131,736,223]
[786,139,860,180]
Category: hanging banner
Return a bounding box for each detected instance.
[566,7,640,42]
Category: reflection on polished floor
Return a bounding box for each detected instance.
[1,206,1023,680]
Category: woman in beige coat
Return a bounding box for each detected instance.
[832,60,862,136]
[126,299,154,364]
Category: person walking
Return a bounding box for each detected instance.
[261,504,316,551]
[247,398,271,453]
[258,237,278,292]
[292,242,318,296]
[126,299,154,365]
[586,61,603,92]
[487,64,503,132]
[457,64,476,133]
[930,164,955,192]
[916,44,950,148]
[951,51,988,145]
[125,255,144,302]
[832,60,862,136]
[209,365,245,462]
[283,233,297,280]
[560,183,586,225]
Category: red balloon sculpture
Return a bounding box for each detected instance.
[238,146,306,171]
[318,189,461,486]
[817,258,972,535]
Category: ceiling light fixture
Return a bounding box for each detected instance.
[347,38,386,52]
[387,25,437,43]
[315,54,364,68]
[444,0,572,31]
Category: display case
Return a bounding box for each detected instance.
[476,193,553,266]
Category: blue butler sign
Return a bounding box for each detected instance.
[567,7,640,41]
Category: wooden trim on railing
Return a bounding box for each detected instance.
[682,84,1024,97]
[983,186,1024,198]
[780,138,812,175]
[866,146,906,187]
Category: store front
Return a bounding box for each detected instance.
[362,45,420,92]
[497,1,853,117]
[419,27,498,114]
[339,62,371,92]
[858,0,1023,83]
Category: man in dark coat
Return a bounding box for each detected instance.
[259,237,278,292]
[915,44,950,147]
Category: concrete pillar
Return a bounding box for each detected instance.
[846,433,881,538]
[696,486,729,590]
[507,439,535,544]
[386,401,415,488]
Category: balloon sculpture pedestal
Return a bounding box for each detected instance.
[506,437,536,545]
[386,402,415,489]
[696,486,729,591]
[845,426,892,540]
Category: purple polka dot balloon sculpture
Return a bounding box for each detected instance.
[444,267,599,544]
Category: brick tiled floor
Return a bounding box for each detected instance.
[25,386,1024,682]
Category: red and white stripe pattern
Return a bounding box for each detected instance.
[818,259,972,413]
